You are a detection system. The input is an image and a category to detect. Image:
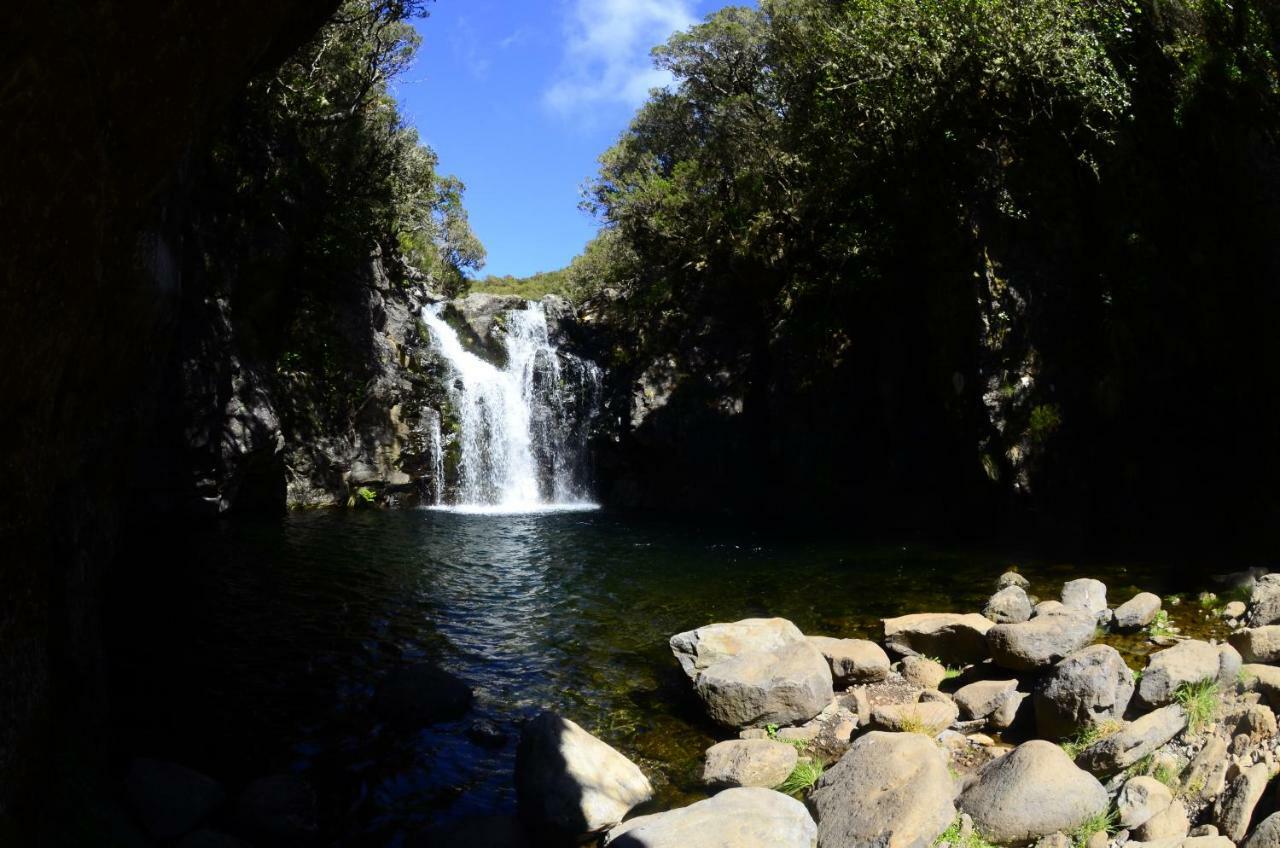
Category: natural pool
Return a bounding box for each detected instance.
[108,509,1232,845]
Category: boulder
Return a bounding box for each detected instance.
[515,712,653,843]
[1134,800,1190,841]
[1216,762,1271,842]
[959,740,1108,845]
[985,586,1033,624]
[882,613,994,665]
[808,636,891,685]
[694,640,834,728]
[1227,703,1278,742]
[954,679,1019,721]
[1118,776,1175,829]
[1181,735,1230,804]
[1062,579,1108,615]
[1115,594,1164,631]
[126,758,226,840]
[1243,812,1280,848]
[1249,574,1280,627]
[991,691,1030,732]
[1075,704,1188,773]
[1034,645,1135,740]
[236,775,317,842]
[901,655,948,689]
[999,572,1032,591]
[870,701,960,735]
[604,787,817,848]
[987,610,1097,671]
[810,731,954,848]
[701,739,798,790]
[1034,601,1066,617]
[1229,627,1280,664]
[670,618,805,680]
[1136,641,1242,709]
[1223,601,1248,620]
[375,663,473,727]
[1242,664,1280,709]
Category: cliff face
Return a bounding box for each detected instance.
[0,0,339,822]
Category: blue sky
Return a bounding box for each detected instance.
[395,0,740,279]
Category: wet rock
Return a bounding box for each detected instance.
[412,815,531,848]
[515,712,653,843]
[902,655,948,689]
[701,739,798,789]
[375,663,473,727]
[1134,800,1190,841]
[810,731,954,848]
[1118,776,1175,829]
[694,640,834,728]
[959,740,1108,845]
[1230,627,1280,664]
[1076,704,1189,774]
[670,618,805,680]
[1035,645,1135,741]
[882,613,994,665]
[985,586,1033,624]
[1243,812,1280,848]
[954,679,1019,721]
[1137,641,1242,709]
[999,572,1032,591]
[870,700,959,734]
[604,787,817,848]
[126,758,226,840]
[808,636,891,685]
[1062,579,1108,615]
[1216,762,1271,842]
[1116,594,1164,632]
[236,775,317,842]
[1249,575,1280,627]
[987,610,1097,671]
[467,718,508,748]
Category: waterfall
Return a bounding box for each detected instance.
[420,300,601,512]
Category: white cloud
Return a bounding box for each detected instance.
[545,0,698,115]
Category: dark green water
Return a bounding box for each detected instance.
[108,509,1223,845]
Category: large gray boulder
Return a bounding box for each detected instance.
[808,636,891,685]
[987,610,1097,671]
[1134,800,1191,842]
[985,586,1033,624]
[998,572,1032,591]
[1075,704,1188,774]
[1062,579,1108,615]
[516,712,653,843]
[694,640,834,728]
[1136,640,1242,709]
[126,758,226,840]
[1034,645,1135,740]
[1248,574,1280,627]
[1242,664,1280,709]
[1216,762,1271,842]
[810,731,954,848]
[882,613,994,665]
[604,787,817,848]
[1115,593,1163,631]
[1243,812,1280,848]
[1118,776,1175,829]
[1229,627,1280,664]
[670,618,805,680]
[901,655,948,689]
[959,741,1108,845]
[701,739,797,790]
[955,679,1020,721]
[444,292,526,360]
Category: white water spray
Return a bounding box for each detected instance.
[420,300,601,512]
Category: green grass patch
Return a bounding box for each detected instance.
[775,758,824,795]
[1174,679,1220,732]
[1072,807,1118,848]
[1146,609,1178,639]
[934,816,999,848]
[1061,720,1124,759]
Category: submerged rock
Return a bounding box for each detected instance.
[1034,645,1135,741]
[1136,640,1241,709]
[516,712,652,843]
[670,618,805,680]
[882,613,994,665]
[604,787,817,848]
[959,740,1108,845]
[694,640,833,728]
[701,739,797,790]
[375,663,473,727]
[810,731,954,848]
[1115,593,1163,631]
[808,636,891,685]
[126,758,226,840]
[987,610,1097,671]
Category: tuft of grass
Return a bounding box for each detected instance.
[1153,758,1183,787]
[944,666,963,680]
[1147,609,1178,639]
[775,758,824,795]
[1072,807,1118,848]
[1198,592,1220,609]
[1061,720,1124,759]
[1174,679,1220,732]
[934,816,999,848]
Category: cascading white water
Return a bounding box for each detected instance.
[420,300,601,512]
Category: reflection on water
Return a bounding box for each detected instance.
[109,510,1209,844]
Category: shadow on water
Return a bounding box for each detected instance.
[106,508,1236,844]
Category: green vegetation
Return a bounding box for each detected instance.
[471,268,574,300]
[1174,679,1220,731]
[1127,752,1183,787]
[1147,610,1178,639]
[1061,720,1124,759]
[1072,806,1118,848]
[775,758,824,795]
[934,816,999,848]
